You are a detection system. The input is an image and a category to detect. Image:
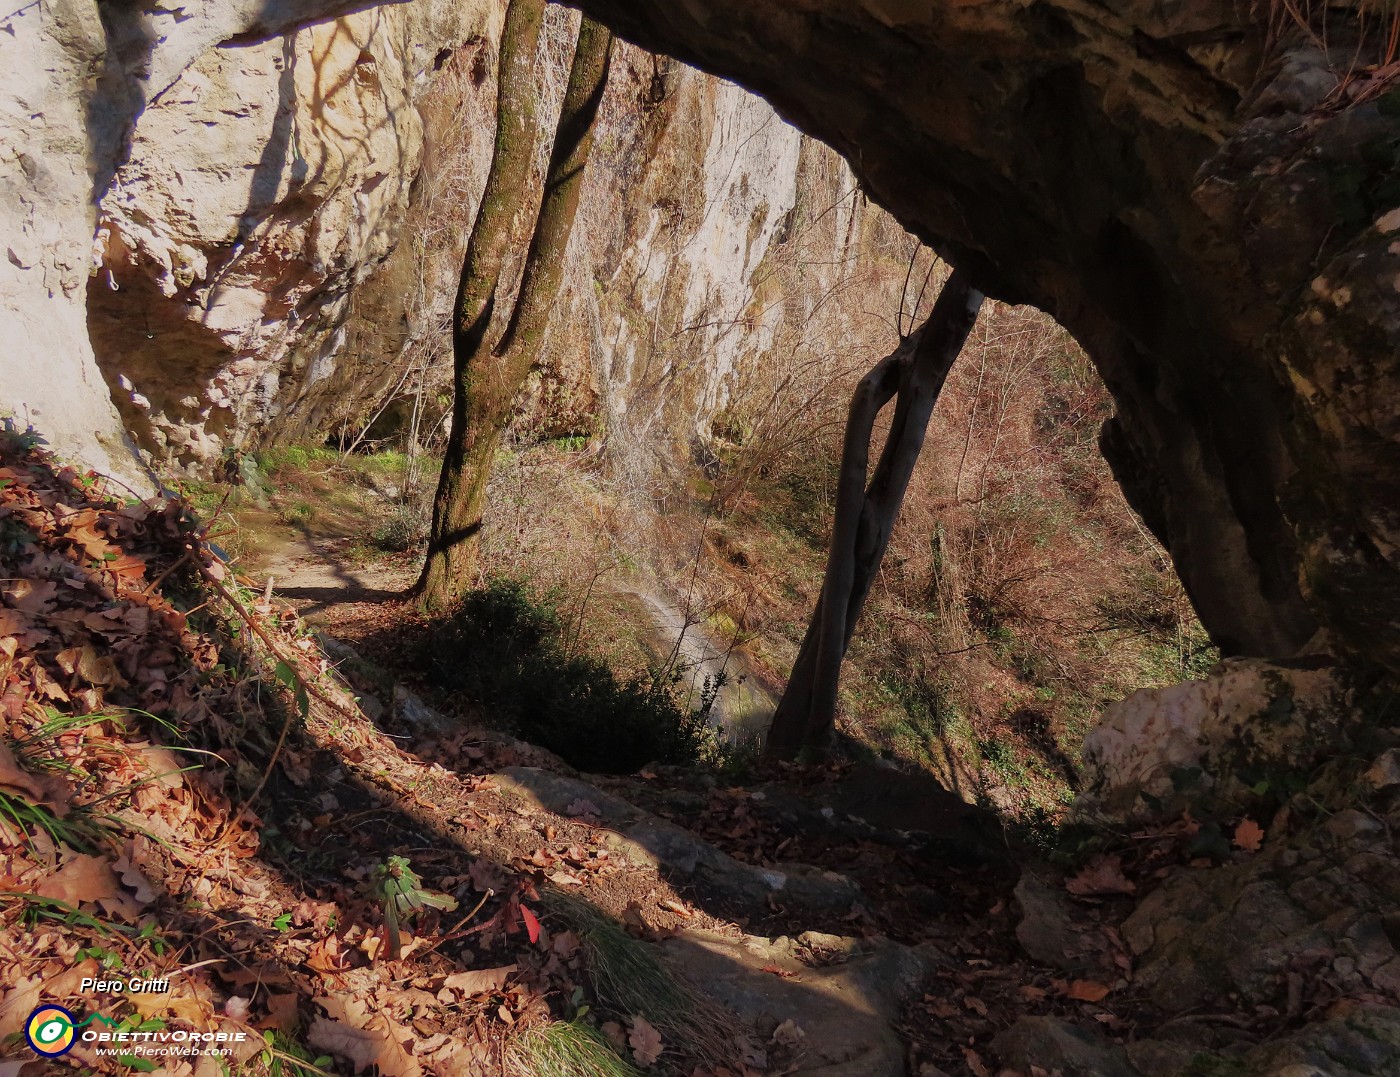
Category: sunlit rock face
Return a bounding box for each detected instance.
[85,0,495,469]
[75,0,903,504]
[0,0,486,487]
[565,0,1400,675]
[1077,657,1349,821]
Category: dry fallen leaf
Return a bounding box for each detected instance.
[442,965,516,997]
[307,935,356,975]
[54,645,126,688]
[961,1046,992,1077]
[600,1021,627,1051]
[34,854,133,915]
[1065,855,1136,896]
[0,741,71,816]
[261,992,301,1032]
[1234,817,1265,852]
[368,1013,423,1077]
[307,1016,379,1072]
[629,1014,664,1067]
[1065,979,1112,1002]
[113,852,156,904]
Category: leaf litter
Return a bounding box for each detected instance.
[0,429,1364,1077]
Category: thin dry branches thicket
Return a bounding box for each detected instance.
[1263,0,1400,103]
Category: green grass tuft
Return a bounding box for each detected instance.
[507,1021,640,1077]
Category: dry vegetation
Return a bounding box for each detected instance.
[578,278,1217,818]
[236,36,1216,818]
[251,263,1214,823]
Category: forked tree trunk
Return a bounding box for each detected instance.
[415,9,613,610]
[765,270,984,759]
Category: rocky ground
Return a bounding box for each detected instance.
[3,433,1400,1077]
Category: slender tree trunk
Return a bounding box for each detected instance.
[766,270,984,759]
[416,8,613,610]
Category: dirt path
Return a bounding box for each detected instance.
[225,499,417,622]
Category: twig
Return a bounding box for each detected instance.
[140,551,192,596]
[187,550,361,806]
[400,889,495,966]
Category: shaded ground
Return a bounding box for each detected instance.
[222,469,1400,1076]
[8,441,1398,1077]
[211,495,1149,1074]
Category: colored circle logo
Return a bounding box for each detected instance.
[25,1005,77,1057]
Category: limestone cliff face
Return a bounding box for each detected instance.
[31,0,898,497]
[85,0,496,468]
[0,0,485,484]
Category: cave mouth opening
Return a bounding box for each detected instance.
[73,6,1236,805]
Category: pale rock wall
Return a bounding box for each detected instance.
[0,0,492,484]
[86,0,495,469]
[263,38,912,496]
[5,0,910,493]
[564,54,904,496]
[0,0,127,479]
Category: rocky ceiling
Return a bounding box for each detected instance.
[558,0,1400,677]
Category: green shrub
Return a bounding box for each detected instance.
[411,580,717,773]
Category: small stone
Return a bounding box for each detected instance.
[991,1016,1134,1077]
[393,685,453,733]
[1014,874,1104,974]
[1324,809,1384,843]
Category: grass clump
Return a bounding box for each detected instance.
[542,893,694,1029]
[373,504,427,552]
[506,1021,640,1077]
[540,891,733,1067]
[412,579,719,773]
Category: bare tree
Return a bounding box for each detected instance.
[416,4,613,610]
[765,269,984,759]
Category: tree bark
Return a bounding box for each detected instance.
[416,8,613,610]
[765,269,984,759]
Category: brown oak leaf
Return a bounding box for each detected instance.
[442,965,516,997]
[1065,855,1136,896]
[629,1015,664,1067]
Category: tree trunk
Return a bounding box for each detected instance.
[765,269,984,759]
[416,8,612,610]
